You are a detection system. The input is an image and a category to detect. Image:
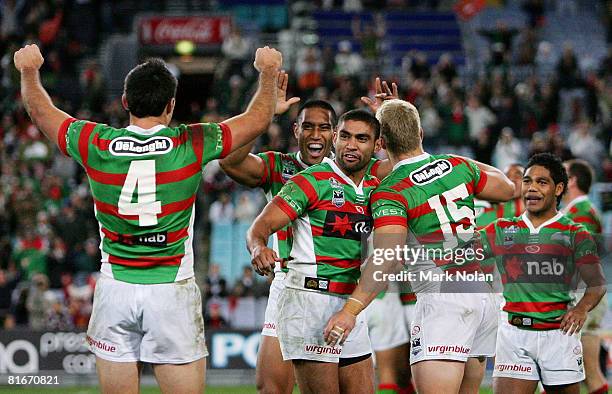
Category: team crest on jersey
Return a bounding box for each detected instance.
[109,136,173,156]
[281,160,297,181]
[503,225,519,246]
[409,159,452,185]
[332,189,345,208]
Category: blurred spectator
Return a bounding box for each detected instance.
[46,293,73,331]
[26,273,53,330]
[204,263,228,299]
[435,53,458,84]
[296,46,323,95]
[0,269,18,324]
[232,266,267,298]
[557,44,581,89]
[334,40,364,78]
[567,122,604,168]
[205,303,228,328]
[493,127,523,170]
[235,192,258,224]
[12,227,47,279]
[478,20,519,56]
[465,94,496,142]
[209,193,235,225]
[535,41,557,81]
[522,0,545,28]
[221,26,252,77]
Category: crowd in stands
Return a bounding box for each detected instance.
[0,0,610,331]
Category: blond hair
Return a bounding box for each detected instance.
[375,99,422,155]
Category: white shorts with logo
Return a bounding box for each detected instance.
[366,293,409,352]
[493,319,584,385]
[410,292,497,364]
[277,286,371,363]
[261,272,286,337]
[87,275,207,363]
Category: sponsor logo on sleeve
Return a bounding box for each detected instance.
[109,136,173,156]
[409,159,452,185]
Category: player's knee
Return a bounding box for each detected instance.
[256,377,293,394]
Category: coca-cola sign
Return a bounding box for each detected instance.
[138,16,231,45]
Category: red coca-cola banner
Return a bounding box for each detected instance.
[138,16,231,45]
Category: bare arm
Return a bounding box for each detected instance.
[457,156,515,202]
[324,225,407,345]
[220,71,300,187]
[246,201,293,276]
[15,44,72,147]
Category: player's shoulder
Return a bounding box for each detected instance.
[299,161,330,177]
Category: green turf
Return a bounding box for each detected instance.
[0,386,495,394]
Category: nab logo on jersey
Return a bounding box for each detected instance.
[109,136,173,156]
[409,159,452,185]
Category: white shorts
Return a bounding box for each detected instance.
[261,272,286,337]
[277,287,372,363]
[410,292,497,364]
[493,319,584,385]
[366,293,409,352]
[87,275,207,363]
[404,303,416,338]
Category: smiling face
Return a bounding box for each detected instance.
[334,119,379,175]
[295,107,334,165]
[522,165,564,216]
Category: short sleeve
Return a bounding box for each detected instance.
[193,122,232,166]
[574,226,600,266]
[370,188,408,228]
[272,173,318,221]
[256,151,277,193]
[61,120,96,167]
[468,160,488,194]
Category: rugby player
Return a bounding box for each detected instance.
[14,43,282,394]
[324,99,515,394]
[562,159,608,394]
[247,110,383,394]
[480,153,606,393]
[220,78,396,394]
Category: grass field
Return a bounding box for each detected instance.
[0,386,496,394]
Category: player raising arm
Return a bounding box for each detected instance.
[14,43,282,394]
[325,99,515,394]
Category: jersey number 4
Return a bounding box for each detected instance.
[118,160,162,226]
[427,183,475,249]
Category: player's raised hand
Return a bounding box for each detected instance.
[275,70,300,115]
[324,309,356,347]
[254,46,282,73]
[14,44,44,72]
[361,77,399,113]
[250,245,281,276]
[557,306,588,335]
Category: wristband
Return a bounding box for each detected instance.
[343,297,365,316]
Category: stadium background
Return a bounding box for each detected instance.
[0,0,610,392]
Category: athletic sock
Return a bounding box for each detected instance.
[377,383,400,394]
[589,383,609,394]
[399,382,417,394]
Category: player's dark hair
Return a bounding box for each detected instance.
[124,58,178,118]
[526,153,568,206]
[297,100,338,126]
[338,109,381,139]
[565,159,594,194]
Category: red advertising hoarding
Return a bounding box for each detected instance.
[138,16,231,46]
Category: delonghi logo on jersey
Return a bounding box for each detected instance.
[109,136,173,156]
[409,159,452,185]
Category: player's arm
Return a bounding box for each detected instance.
[246,202,292,276]
[14,44,72,148]
[459,156,515,202]
[220,71,300,187]
[559,229,607,335]
[222,47,282,156]
[324,225,407,346]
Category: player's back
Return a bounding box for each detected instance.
[60,119,230,283]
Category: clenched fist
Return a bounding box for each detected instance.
[253,46,282,73]
[14,44,44,72]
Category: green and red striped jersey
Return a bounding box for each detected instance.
[370,153,487,275]
[479,213,599,330]
[58,119,231,284]
[562,195,603,235]
[475,198,523,228]
[273,157,380,295]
